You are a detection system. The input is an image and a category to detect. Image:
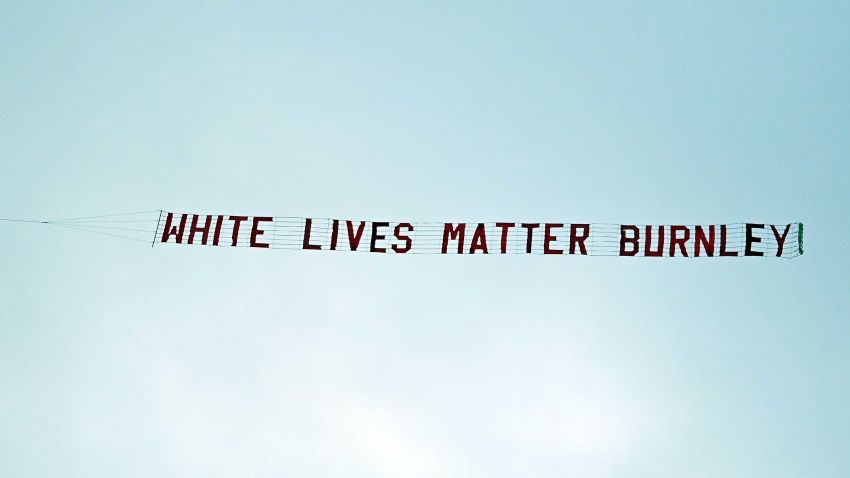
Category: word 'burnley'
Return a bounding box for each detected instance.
[157,213,803,258]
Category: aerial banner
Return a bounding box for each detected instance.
[154,212,803,258]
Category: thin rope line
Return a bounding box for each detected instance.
[0,218,49,224]
[51,223,157,233]
[47,223,152,243]
[47,219,160,224]
[47,210,161,222]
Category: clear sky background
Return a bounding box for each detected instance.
[1,2,848,477]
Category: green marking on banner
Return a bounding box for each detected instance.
[798,223,804,255]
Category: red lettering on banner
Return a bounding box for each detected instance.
[347,221,367,251]
[392,223,413,253]
[694,225,715,257]
[302,218,322,250]
[570,224,590,255]
[745,223,764,256]
[771,224,791,257]
[522,223,539,253]
[442,223,466,254]
[251,217,272,248]
[330,219,339,251]
[212,215,224,246]
[543,223,563,255]
[719,225,738,256]
[469,223,489,254]
[370,222,389,253]
[188,214,212,245]
[229,216,248,247]
[496,222,515,253]
[619,225,639,256]
[644,225,664,257]
[155,213,800,259]
[160,212,188,244]
[670,225,690,257]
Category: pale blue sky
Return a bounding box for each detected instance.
[1,2,848,477]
